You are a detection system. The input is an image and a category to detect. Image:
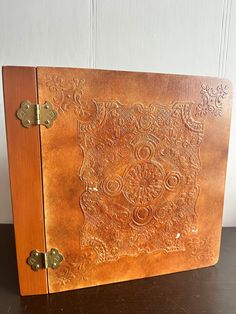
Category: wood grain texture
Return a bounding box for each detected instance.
[2,66,48,296]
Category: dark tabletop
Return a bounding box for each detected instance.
[0,225,235,314]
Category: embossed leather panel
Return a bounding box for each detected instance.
[37,68,232,293]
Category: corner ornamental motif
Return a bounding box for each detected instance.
[196,84,228,117]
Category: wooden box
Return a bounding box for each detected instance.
[3,66,232,296]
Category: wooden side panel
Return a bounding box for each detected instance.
[2,66,48,296]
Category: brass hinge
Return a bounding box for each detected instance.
[16,100,57,128]
[27,248,63,271]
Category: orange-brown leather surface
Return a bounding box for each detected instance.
[37,67,232,293]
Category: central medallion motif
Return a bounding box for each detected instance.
[123,162,164,205]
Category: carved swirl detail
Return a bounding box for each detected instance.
[132,206,153,227]
[164,172,181,191]
[102,175,123,196]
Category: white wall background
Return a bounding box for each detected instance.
[0,0,235,225]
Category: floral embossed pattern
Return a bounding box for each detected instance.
[44,76,228,283]
[196,84,227,117]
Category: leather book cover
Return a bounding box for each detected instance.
[3,66,233,295]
